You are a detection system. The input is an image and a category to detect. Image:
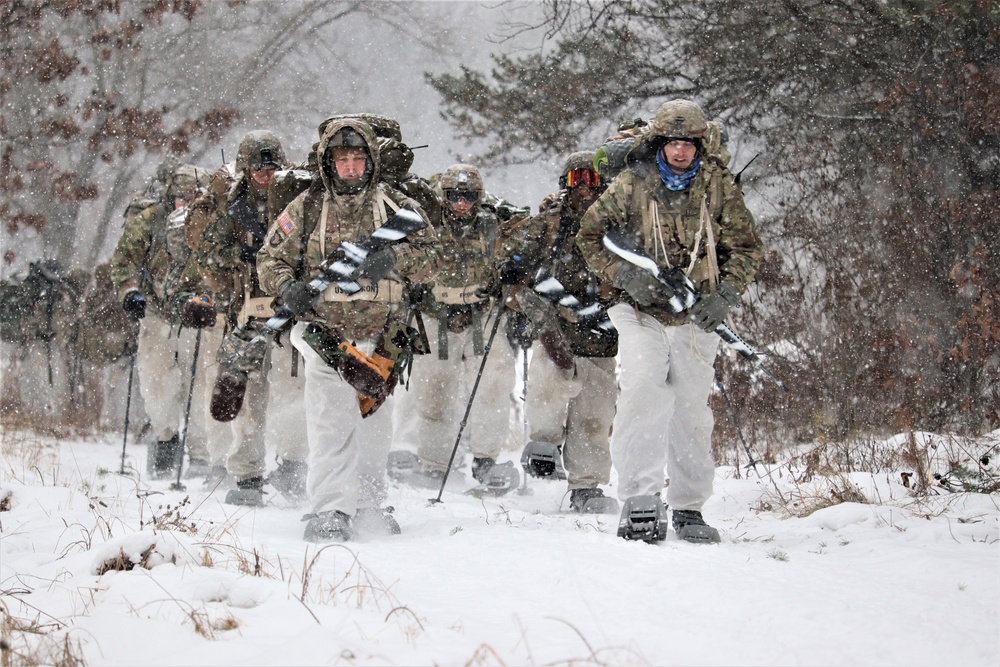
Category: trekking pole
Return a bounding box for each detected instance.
[171,327,202,491]
[429,287,509,504]
[118,325,140,476]
[715,378,760,477]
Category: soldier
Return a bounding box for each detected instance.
[188,130,309,505]
[576,99,764,542]
[497,151,619,513]
[389,164,522,493]
[109,163,212,479]
[257,116,441,541]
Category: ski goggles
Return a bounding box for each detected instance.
[445,189,480,203]
[564,168,601,188]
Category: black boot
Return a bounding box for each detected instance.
[147,435,180,480]
[267,459,308,502]
[225,476,265,507]
[671,509,721,544]
[569,487,619,514]
[471,456,496,484]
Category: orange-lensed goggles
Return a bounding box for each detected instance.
[565,168,601,188]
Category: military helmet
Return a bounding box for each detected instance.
[438,164,484,195]
[649,99,709,140]
[323,126,374,194]
[236,130,286,173]
[166,164,210,201]
[559,151,602,191]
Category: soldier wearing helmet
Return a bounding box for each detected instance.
[257,116,441,542]
[577,99,764,542]
[109,161,213,480]
[186,129,309,506]
[493,151,619,513]
[389,164,523,492]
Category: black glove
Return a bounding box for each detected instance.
[612,264,673,308]
[356,247,396,283]
[690,282,741,331]
[122,292,146,320]
[279,280,320,317]
[498,257,529,285]
[239,244,258,263]
[180,294,217,329]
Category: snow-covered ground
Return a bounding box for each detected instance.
[1,429,998,666]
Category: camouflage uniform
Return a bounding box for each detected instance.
[498,152,617,504]
[577,100,763,518]
[108,164,213,477]
[257,117,440,534]
[189,131,308,492]
[391,164,519,482]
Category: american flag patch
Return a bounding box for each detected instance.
[277,212,294,234]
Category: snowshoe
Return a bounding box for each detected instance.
[617,495,668,542]
[672,509,721,544]
[469,458,519,496]
[267,459,308,502]
[184,458,213,479]
[147,436,180,480]
[203,465,232,490]
[387,450,421,481]
[225,476,265,507]
[352,506,402,537]
[520,441,567,479]
[570,488,620,515]
[302,509,354,542]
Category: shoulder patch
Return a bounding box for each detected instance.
[269,229,287,247]
[277,211,294,235]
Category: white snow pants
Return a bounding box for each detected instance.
[291,322,391,516]
[186,320,232,465]
[608,303,719,510]
[137,314,193,443]
[392,313,517,472]
[526,351,616,489]
[224,341,308,480]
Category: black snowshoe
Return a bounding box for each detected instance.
[387,450,421,481]
[302,510,354,542]
[617,495,669,542]
[225,476,266,507]
[569,488,619,515]
[520,441,567,479]
[470,457,519,496]
[267,459,308,502]
[147,435,181,480]
[672,509,721,544]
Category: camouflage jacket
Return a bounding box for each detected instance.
[109,201,199,322]
[499,191,618,357]
[189,165,275,325]
[256,118,441,342]
[577,158,763,327]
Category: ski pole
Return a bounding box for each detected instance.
[171,327,202,491]
[118,328,139,476]
[715,378,760,476]
[429,287,508,504]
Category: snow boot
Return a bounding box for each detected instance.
[225,476,265,507]
[147,435,180,480]
[472,457,519,496]
[184,458,213,479]
[672,509,721,544]
[302,509,354,542]
[387,450,421,481]
[520,441,567,479]
[569,487,620,514]
[267,459,308,503]
[617,495,668,542]
[203,465,232,490]
[352,506,402,537]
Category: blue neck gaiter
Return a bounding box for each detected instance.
[656,150,701,191]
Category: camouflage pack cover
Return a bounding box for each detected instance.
[76,262,137,363]
[0,261,88,347]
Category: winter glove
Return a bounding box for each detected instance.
[279,279,320,317]
[356,247,396,283]
[612,263,673,308]
[690,282,741,332]
[239,244,259,263]
[180,294,217,329]
[122,292,146,320]
[498,256,530,285]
